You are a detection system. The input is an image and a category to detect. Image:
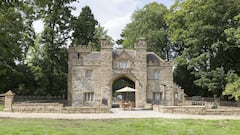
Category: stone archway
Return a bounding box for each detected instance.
[110,74,137,108]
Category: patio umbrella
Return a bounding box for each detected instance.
[116,87,137,101]
[116,87,137,93]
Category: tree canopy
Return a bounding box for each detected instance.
[72,6,98,46]
[166,0,240,97]
[0,1,35,93]
[121,2,170,59]
[0,1,111,96]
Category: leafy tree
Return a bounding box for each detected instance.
[223,71,240,101]
[72,6,98,46]
[34,0,76,96]
[173,64,208,96]
[116,32,124,45]
[224,13,240,48]
[122,2,170,59]
[167,0,240,97]
[0,1,35,93]
[90,24,112,51]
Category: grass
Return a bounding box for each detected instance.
[0,118,240,135]
[0,104,3,111]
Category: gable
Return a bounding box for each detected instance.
[113,50,135,61]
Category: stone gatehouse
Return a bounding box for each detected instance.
[68,38,184,108]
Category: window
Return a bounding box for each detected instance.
[119,61,128,68]
[85,70,92,79]
[153,92,162,104]
[84,92,94,101]
[174,93,178,99]
[154,70,160,79]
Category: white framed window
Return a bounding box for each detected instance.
[84,92,94,101]
[85,70,92,79]
[154,70,160,79]
[119,61,128,68]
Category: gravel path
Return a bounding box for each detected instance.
[0,109,240,120]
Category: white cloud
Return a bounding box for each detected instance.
[33,0,175,42]
[103,13,132,40]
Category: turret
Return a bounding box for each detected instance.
[101,38,113,50]
[134,37,147,50]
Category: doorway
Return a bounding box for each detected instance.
[112,76,135,108]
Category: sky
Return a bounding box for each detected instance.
[33,0,175,41]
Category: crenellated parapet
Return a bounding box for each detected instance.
[68,46,92,53]
[134,37,147,50]
[68,46,92,60]
[101,39,113,49]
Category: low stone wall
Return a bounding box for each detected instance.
[153,105,206,115]
[12,103,110,113]
[153,105,240,115]
[206,108,240,115]
[64,106,110,113]
[13,103,64,113]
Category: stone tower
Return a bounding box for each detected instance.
[100,39,113,107]
[134,38,147,108]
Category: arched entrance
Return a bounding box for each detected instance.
[111,76,135,108]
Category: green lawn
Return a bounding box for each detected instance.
[0,118,239,135]
[0,105,3,111]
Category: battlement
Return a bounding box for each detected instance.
[68,46,92,53]
[134,37,147,49]
[101,39,113,49]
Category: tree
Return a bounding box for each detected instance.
[0,1,35,93]
[173,64,208,96]
[122,2,170,59]
[166,0,240,97]
[90,24,112,51]
[223,71,240,101]
[34,0,76,96]
[72,6,98,46]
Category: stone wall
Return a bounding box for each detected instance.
[153,105,240,115]
[153,105,206,115]
[12,103,110,113]
[12,103,64,113]
[206,108,240,115]
[64,106,109,113]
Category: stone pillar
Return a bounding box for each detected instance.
[134,38,147,108]
[100,39,113,108]
[3,90,15,112]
